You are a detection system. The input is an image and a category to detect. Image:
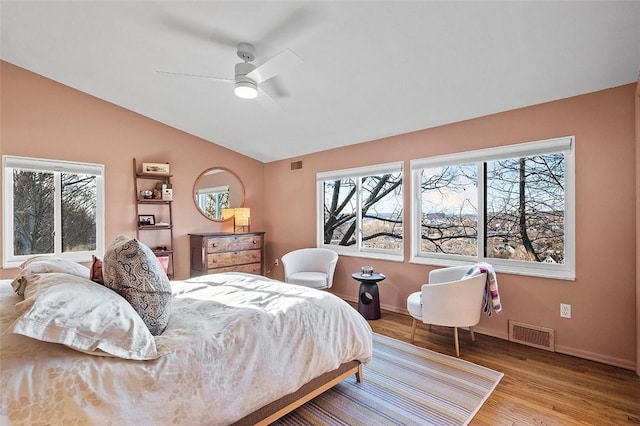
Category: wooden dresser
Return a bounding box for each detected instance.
[189,232,265,277]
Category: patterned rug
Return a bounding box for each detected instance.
[274,333,503,426]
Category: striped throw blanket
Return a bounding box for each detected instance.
[465,262,502,317]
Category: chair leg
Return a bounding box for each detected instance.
[410,318,417,343]
[470,326,475,342]
[454,327,460,357]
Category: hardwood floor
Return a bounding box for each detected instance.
[366,308,640,425]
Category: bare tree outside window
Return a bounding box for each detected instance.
[486,154,565,264]
[61,173,97,252]
[12,170,54,255]
[12,170,98,256]
[417,153,565,264]
[323,172,403,252]
[323,178,357,246]
[420,164,478,256]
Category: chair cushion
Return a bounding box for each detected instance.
[287,272,328,289]
[407,291,423,319]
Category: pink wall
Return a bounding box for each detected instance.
[1,60,637,371]
[0,61,265,280]
[635,76,640,376]
[264,84,638,370]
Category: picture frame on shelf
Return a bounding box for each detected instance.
[142,162,170,175]
[138,214,155,226]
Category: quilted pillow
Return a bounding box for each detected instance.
[102,235,171,335]
[11,256,90,297]
[10,272,159,360]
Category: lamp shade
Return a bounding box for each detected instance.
[234,208,251,227]
[221,208,235,220]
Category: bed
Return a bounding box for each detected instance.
[0,270,373,425]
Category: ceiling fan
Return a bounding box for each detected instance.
[159,42,303,111]
[157,4,328,111]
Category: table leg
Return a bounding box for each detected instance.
[358,281,381,320]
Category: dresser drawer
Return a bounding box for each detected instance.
[207,235,262,253]
[207,263,263,275]
[207,249,262,269]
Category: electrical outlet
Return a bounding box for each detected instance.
[274,259,279,266]
[560,303,571,318]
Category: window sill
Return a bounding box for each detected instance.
[409,256,575,281]
[325,247,404,263]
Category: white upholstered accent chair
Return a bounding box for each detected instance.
[406,265,486,357]
[281,248,339,290]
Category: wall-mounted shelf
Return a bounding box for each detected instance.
[133,158,174,278]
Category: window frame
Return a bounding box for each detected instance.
[2,155,105,268]
[317,161,404,262]
[410,136,575,280]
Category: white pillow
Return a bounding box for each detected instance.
[9,272,159,360]
[11,256,90,297]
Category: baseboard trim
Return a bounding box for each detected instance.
[335,293,410,316]
[472,326,509,341]
[334,292,638,372]
[554,345,636,371]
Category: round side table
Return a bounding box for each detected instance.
[352,272,386,320]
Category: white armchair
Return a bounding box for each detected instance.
[281,248,339,290]
[406,265,486,357]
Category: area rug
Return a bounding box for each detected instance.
[274,333,503,426]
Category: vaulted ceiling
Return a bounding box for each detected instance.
[2,1,639,162]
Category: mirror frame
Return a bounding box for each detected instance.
[192,167,245,222]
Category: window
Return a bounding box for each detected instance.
[3,156,105,268]
[411,137,574,280]
[317,162,403,261]
[195,185,230,220]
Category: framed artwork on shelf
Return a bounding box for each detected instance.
[142,162,170,175]
[138,214,156,226]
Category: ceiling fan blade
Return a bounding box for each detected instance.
[259,4,328,51]
[157,70,233,82]
[160,11,238,48]
[246,48,303,84]
[264,75,292,98]
[256,87,281,112]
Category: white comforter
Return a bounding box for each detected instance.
[0,272,373,425]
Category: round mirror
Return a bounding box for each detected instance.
[193,167,245,221]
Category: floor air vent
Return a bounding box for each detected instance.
[508,321,555,351]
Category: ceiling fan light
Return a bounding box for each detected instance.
[234,80,258,99]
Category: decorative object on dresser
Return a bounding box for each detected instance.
[133,158,174,277]
[222,207,251,233]
[189,232,265,277]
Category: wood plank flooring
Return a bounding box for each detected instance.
[365,308,640,425]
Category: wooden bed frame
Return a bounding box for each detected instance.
[231,361,363,425]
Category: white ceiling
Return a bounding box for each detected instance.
[2,1,640,163]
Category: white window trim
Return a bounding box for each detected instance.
[3,155,105,268]
[317,161,404,262]
[410,136,575,280]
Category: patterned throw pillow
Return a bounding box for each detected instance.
[102,235,171,335]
